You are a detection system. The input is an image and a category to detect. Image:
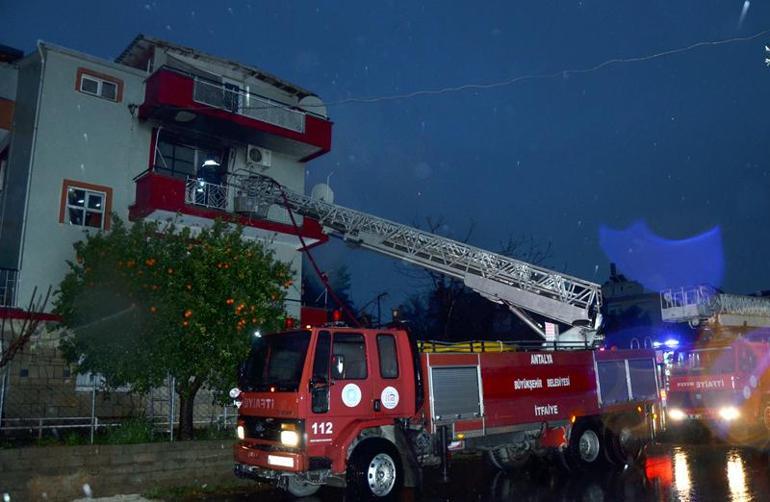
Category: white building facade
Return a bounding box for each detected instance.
[0,35,332,321]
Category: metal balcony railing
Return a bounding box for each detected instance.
[185,177,228,211]
[0,268,18,307]
[192,77,306,133]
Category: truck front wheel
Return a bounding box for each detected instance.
[347,440,403,499]
[285,475,321,498]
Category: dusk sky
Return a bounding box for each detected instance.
[3,1,770,313]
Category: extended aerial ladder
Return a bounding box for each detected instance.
[233,174,603,344]
[660,285,770,330]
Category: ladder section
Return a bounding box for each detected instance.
[661,285,770,328]
[236,175,602,328]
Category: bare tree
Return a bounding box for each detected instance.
[0,286,52,369]
[396,218,553,340]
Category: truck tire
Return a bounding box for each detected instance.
[762,401,770,433]
[604,415,645,465]
[486,446,532,472]
[561,419,606,471]
[347,439,403,499]
[285,475,321,498]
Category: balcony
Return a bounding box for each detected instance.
[139,67,332,162]
[128,171,328,249]
[192,79,305,134]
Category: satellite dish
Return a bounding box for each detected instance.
[298,96,328,118]
[311,183,334,204]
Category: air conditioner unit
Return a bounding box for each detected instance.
[246,145,272,168]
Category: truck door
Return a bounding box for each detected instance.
[368,332,412,417]
[308,331,374,445]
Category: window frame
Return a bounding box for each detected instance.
[59,179,113,230]
[376,333,400,379]
[331,332,368,380]
[75,67,124,103]
[154,130,228,182]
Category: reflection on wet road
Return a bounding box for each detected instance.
[213,443,770,501]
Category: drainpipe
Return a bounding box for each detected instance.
[16,41,48,305]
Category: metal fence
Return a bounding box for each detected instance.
[185,176,229,211]
[0,345,237,445]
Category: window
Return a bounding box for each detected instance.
[312,331,331,382]
[332,333,367,380]
[59,179,113,230]
[75,67,123,102]
[377,334,399,378]
[154,131,227,182]
[240,331,311,392]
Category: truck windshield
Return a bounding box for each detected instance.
[239,331,311,392]
[672,347,734,374]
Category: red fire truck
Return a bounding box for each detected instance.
[230,175,662,498]
[661,286,770,441]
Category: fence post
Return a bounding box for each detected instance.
[90,375,97,444]
[38,418,43,439]
[168,375,175,442]
[222,405,227,430]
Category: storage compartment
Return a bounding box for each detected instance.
[430,366,481,420]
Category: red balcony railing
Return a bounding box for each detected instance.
[128,171,328,248]
[139,67,332,162]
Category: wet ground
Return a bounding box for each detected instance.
[206,440,770,502]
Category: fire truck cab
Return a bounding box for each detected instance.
[233,326,421,497]
[666,338,770,439]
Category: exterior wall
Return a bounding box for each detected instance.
[0,54,41,272]
[1,325,235,425]
[13,47,151,308]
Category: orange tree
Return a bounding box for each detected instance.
[55,217,291,439]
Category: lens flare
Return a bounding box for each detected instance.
[599,220,723,291]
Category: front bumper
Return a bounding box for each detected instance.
[234,441,307,473]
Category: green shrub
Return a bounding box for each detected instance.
[195,426,235,441]
[34,436,60,447]
[102,417,154,444]
[63,431,88,446]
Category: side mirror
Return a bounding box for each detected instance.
[309,376,329,390]
[331,354,345,379]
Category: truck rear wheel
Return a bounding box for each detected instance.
[486,445,532,472]
[347,440,403,499]
[285,475,321,498]
[604,415,645,465]
[561,419,606,471]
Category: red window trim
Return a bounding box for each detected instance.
[75,67,124,103]
[59,179,114,230]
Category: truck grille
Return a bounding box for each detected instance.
[242,416,304,444]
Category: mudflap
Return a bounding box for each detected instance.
[394,425,422,488]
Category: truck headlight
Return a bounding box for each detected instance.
[668,408,686,421]
[280,430,299,447]
[236,425,245,440]
[718,406,740,421]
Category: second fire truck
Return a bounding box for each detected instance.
[231,175,662,498]
[660,285,770,442]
